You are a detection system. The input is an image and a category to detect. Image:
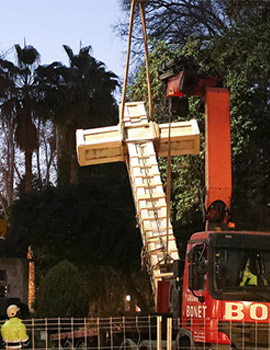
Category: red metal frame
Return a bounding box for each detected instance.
[204,87,232,227]
[166,74,219,97]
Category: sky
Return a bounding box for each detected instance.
[0,0,128,82]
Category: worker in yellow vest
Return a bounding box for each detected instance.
[240,259,258,286]
[1,305,29,350]
[240,258,268,286]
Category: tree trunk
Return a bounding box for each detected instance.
[25,150,33,194]
[56,124,71,186]
[70,127,79,184]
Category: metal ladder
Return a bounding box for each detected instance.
[123,102,179,293]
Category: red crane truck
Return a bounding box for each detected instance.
[158,57,270,350]
[51,57,270,350]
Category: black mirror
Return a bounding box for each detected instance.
[188,244,208,298]
[198,259,209,275]
[189,262,200,290]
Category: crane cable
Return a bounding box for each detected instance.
[165,112,172,259]
[121,0,173,263]
[120,0,154,123]
[120,0,135,124]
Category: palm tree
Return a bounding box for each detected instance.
[13,44,40,194]
[0,58,18,211]
[36,45,119,185]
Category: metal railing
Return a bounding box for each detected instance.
[1,316,270,350]
[0,316,162,350]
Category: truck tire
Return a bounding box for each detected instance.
[175,333,192,350]
[119,338,138,350]
[75,340,87,350]
[180,337,191,350]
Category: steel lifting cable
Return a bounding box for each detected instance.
[120,0,135,124]
[139,2,154,121]
[165,112,173,260]
[122,1,173,271]
[120,0,154,123]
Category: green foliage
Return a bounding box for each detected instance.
[129,41,206,235]
[34,260,89,317]
[8,163,142,273]
[84,266,153,317]
[34,262,153,318]
[128,6,270,236]
[35,45,119,185]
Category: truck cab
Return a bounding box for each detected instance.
[181,230,270,349]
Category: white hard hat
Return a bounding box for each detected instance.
[7,304,20,318]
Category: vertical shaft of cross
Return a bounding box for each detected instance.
[76,101,200,298]
[122,102,179,294]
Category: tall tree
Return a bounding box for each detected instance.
[36,46,119,185]
[127,0,270,236]
[0,58,18,213]
[10,45,40,194]
[117,0,270,61]
[117,0,229,57]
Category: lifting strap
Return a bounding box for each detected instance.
[121,0,173,264]
[166,112,172,258]
[120,0,154,123]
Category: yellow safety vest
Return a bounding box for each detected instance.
[240,262,268,286]
[240,270,258,286]
[1,318,29,349]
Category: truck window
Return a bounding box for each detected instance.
[188,244,207,291]
[214,248,270,291]
[197,245,207,290]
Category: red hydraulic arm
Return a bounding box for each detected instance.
[204,87,232,230]
[159,57,232,230]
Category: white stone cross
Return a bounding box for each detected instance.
[76,101,200,294]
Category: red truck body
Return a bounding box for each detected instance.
[181,230,270,348]
[157,62,270,349]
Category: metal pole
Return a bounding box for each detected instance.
[167,318,172,350]
[84,317,87,350]
[157,316,162,350]
[58,317,61,350]
[110,317,113,350]
[31,318,35,350]
[45,318,48,350]
[123,316,126,350]
[97,317,101,350]
[71,317,74,350]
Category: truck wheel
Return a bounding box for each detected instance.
[180,338,191,350]
[75,340,87,350]
[63,340,72,350]
[175,335,191,350]
[119,338,138,350]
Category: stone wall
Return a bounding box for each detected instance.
[0,257,28,303]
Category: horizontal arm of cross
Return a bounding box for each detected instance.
[76,101,200,166]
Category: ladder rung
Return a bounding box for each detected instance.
[134,172,161,178]
[131,162,158,168]
[139,197,167,205]
[153,272,174,279]
[145,234,176,242]
[137,193,166,200]
[141,214,168,221]
[139,204,167,210]
[130,154,156,159]
[143,226,172,234]
[135,182,163,189]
